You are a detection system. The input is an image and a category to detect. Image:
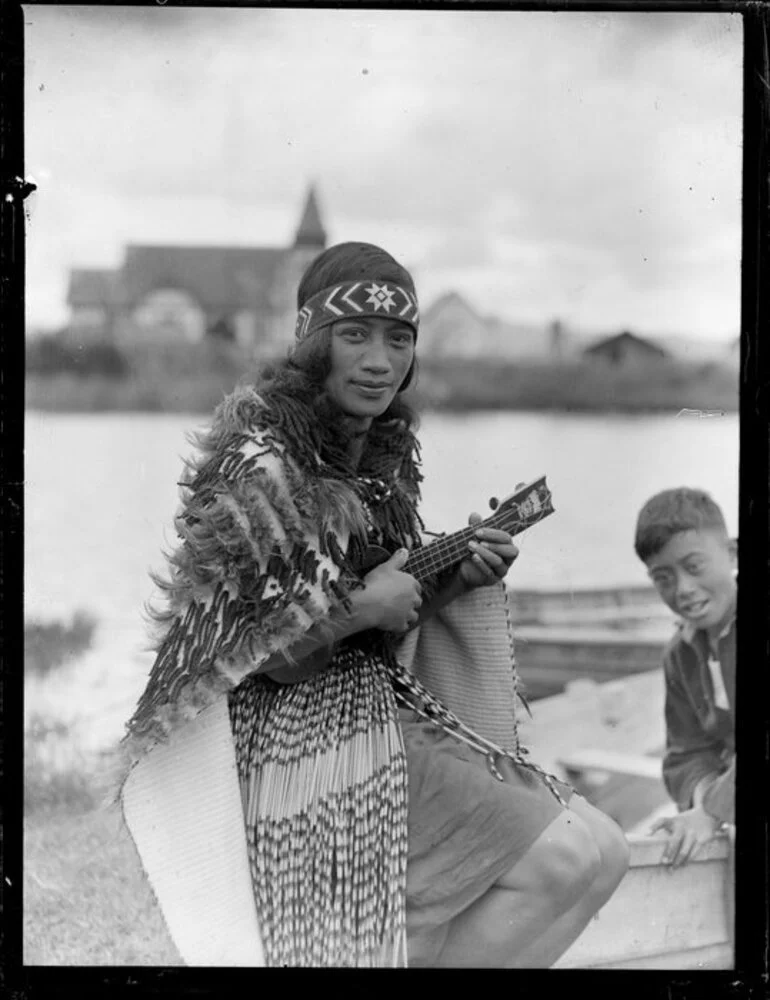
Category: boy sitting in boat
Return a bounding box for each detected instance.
[633,488,736,867]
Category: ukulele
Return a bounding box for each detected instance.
[361,475,555,583]
[267,477,555,683]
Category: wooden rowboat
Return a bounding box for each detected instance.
[521,671,734,969]
[509,584,667,625]
[508,585,674,701]
[556,833,733,969]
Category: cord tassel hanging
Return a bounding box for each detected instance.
[386,653,567,808]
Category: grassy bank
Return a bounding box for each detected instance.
[25,339,258,414]
[23,611,180,964]
[24,804,181,965]
[26,355,739,415]
[25,370,245,414]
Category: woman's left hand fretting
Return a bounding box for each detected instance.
[458,512,519,590]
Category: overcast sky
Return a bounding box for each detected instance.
[24,7,742,340]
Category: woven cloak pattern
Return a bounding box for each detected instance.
[397,583,520,750]
[120,698,266,966]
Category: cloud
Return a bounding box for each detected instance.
[24,8,742,338]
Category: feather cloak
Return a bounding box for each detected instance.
[121,384,418,968]
[124,385,378,761]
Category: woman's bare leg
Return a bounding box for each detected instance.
[504,797,630,968]
[433,809,601,968]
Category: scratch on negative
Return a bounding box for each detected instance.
[676,408,726,419]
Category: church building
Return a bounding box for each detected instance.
[65,187,327,353]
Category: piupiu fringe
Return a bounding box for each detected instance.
[229,646,408,968]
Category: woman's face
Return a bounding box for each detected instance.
[324,316,415,427]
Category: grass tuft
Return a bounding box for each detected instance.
[22,609,181,964]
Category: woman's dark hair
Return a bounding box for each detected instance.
[297,241,417,309]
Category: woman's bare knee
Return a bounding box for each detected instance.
[567,797,630,900]
[496,811,601,912]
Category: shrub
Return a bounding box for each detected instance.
[26,334,129,378]
[25,611,96,679]
[25,347,738,414]
[411,357,738,413]
[24,713,101,815]
[119,338,257,380]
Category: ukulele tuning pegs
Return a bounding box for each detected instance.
[488,497,499,511]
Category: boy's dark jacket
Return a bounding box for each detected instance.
[661,616,735,823]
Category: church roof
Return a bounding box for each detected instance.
[120,245,286,310]
[293,186,327,248]
[67,269,121,307]
[65,186,328,315]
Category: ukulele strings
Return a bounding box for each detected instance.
[405,492,550,584]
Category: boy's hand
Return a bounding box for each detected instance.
[650,807,721,868]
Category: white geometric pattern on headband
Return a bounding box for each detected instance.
[323,282,363,316]
[365,283,397,312]
[295,280,419,340]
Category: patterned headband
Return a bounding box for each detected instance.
[295,280,420,341]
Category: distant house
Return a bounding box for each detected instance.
[420,291,555,360]
[654,333,736,366]
[65,186,327,353]
[419,292,493,357]
[583,331,669,367]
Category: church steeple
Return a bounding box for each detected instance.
[293,185,327,249]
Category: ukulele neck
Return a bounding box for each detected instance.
[403,477,554,586]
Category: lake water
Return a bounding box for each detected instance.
[24,409,739,753]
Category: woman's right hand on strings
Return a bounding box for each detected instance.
[352,548,422,632]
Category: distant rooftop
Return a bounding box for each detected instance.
[67,269,120,307]
[120,245,285,310]
[66,184,329,314]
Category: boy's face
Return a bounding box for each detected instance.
[646,529,737,637]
